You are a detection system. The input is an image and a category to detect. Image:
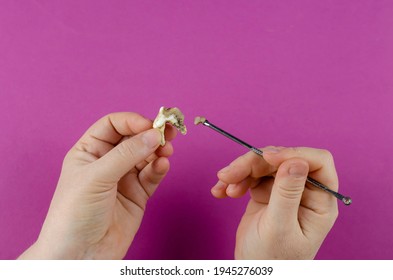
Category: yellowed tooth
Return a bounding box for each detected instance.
[153,106,187,146]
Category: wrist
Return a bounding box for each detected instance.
[18,236,86,260]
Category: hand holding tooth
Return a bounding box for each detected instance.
[153,107,187,146]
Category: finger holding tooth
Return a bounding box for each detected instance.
[153,107,187,146]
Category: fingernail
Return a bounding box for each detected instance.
[263,146,282,154]
[219,166,231,174]
[142,129,161,148]
[288,163,308,177]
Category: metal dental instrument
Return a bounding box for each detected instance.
[194,116,352,206]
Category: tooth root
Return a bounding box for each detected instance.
[159,125,165,146]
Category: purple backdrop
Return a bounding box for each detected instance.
[1,0,392,260]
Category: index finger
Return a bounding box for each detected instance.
[73,112,152,159]
[263,147,339,192]
[84,112,152,144]
[217,149,276,184]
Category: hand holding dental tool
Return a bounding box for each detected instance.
[194,116,352,206]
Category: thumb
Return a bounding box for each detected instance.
[267,158,309,224]
[92,129,162,182]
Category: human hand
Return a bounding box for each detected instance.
[211,147,339,259]
[19,112,177,259]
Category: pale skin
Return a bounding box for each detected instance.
[211,147,339,259]
[19,112,338,259]
[19,112,177,259]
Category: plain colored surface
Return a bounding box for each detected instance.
[0,0,392,259]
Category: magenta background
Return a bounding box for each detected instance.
[1,0,392,260]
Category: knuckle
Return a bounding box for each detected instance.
[332,208,339,221]
[116,140,138,160]
[63,149,74,163]
[75,140,89,153]
[288,146,302,154]
[276,178,305,200]
[276,182,305,201]
[286,157,308,166]
[230,153,252,169]
[320,149,334,160]
[275,161,307,200]
[320,149,335,165]
[260,145,274,152]
[323,207,339,230]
